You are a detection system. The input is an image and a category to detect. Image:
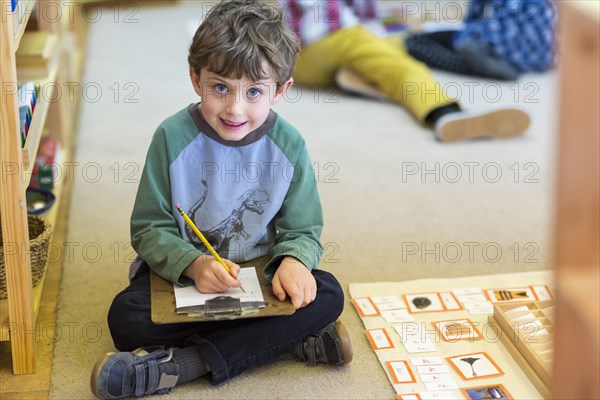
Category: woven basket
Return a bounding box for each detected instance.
[0,215,52,299]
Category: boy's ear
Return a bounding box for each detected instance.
[272,78,294,104]
[189,67,202,97]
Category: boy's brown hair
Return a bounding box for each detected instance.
[188,0,300,88]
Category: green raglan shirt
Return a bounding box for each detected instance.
[130,104,324,284]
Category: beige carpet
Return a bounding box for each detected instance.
[49,2,557,399]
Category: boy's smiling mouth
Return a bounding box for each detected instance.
[220,118,247,129]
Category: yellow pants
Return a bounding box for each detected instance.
[294,26,455,123]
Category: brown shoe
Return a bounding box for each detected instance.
[293,320,353,366]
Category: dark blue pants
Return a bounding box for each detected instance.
[107,264,344,384]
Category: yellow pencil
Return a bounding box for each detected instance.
[176,204,245,293]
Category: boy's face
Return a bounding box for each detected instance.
[191,67,293,142]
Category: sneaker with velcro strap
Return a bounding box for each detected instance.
[91,346,179,399]
[293,320,353,366]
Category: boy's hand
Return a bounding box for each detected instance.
[183,255,241,293]
[272,256,316,309]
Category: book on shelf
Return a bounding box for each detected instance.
[30,137,62,191]
[8,0,32,38]
[16,31,59,81]
[9,0,20,36]
[18,81,37,147]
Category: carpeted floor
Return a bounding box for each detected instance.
[49,2,557,399]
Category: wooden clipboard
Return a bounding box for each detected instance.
[150,256,296,324]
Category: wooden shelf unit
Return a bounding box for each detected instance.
[0,0,80,374]
[553,2,600,399]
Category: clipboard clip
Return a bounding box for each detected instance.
[185,296,267,320]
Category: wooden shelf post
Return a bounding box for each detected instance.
[0,2,37,374]
[553,2,600,399]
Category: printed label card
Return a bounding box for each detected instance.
[452,287,483,296]
[433,319,483,342]
[456,294,488,304]
[402,339,438,354]
[417,365,449,375]
[461,384,513,400]
[394,323,435,342]
[463,301,493,310]
[352,297,379,317]
[381,309,415,324]
[531,285,554,301]
[504,305,531,318]
[397,394,422,400]
[439,292,462,311]
[419,374,455,384]
[485,287,537,303]
[364,328,394,350]
[376,301,409,311]
[424,381,458,391]
[512,312,541,323]
[466,306,494,315]
[463,301,494,315]
[394,324,438,353]
[385,360,417,384]
[448,352,504,380]
[370,295,401,304]
[519,321,550,337]
[420,391,457,400]
[410,356,443,366]
[404,293,446,314]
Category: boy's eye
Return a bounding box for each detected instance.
[214,83,228,94]
[247,87,262,99]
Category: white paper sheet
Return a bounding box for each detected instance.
[173,267,264,309]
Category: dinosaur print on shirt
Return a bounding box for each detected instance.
[185,180,270,255]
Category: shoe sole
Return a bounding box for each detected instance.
[437,108,530,142]
[335,320,353,364]
[335,69,389,101]
[90,352,116,399]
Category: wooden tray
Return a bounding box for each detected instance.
[492,300,554,397]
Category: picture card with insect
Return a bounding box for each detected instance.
[403,293,446,313]
[448,352,504,380]
[433,319,483,342]
[485,287,537,303]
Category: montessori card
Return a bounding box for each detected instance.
[448,352,504,380]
